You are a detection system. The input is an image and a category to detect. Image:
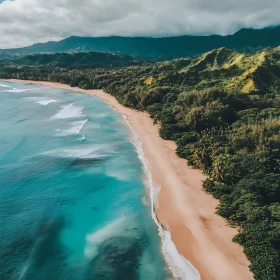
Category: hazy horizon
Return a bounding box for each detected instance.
[1,0,280,49]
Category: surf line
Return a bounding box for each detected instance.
[122,115,201,280]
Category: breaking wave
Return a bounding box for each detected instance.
[42,144,114,160]
[51,104,84,119]
[24,97,57,106]
[5,89,31,93]
[0,83,12,88]
[56,120,88,136]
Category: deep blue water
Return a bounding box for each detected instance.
[0,81,171,280]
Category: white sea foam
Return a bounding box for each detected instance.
[78,135,86,141]
[106,169,131,181]
[61,147,106,159]
[84,217,129,259]
[24,97,57,106]
[52,104,84,119]
[5,88,31,93]
[123,115,201,280]
[93,113,109,118]
[43,144,113,160]
[89,123,101,129]
[0,83,12,88]
[36,99,57,105]
[56,119,88,136]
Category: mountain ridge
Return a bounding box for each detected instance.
[1,26,280,61]
[3,52,142,68]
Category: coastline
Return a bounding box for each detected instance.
[6,79,253,280]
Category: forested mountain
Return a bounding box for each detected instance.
[1,26,280,61]
[1,47,280,280]
[0,53,12,61]
[2,46,279,94]
[2,52,142,68]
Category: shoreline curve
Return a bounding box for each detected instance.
[4,79,253,280]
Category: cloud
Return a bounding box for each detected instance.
[0,0,280,48]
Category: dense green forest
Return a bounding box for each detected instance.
[4,52,142,68]
[1,47,280,280]
[1,26,280,61]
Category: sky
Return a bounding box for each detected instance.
[0,0,280,49]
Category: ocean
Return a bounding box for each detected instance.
[0,81,172,280]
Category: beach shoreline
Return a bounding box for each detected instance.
[5,79,253,280]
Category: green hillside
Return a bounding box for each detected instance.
[2,52,142,68]
[142,47,280,96]
[1,47,280,280]
[1,26,280,61]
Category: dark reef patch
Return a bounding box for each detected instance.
[0,237,34,280]
[87,236,148,280]
[18,217,69,280]
[70,157,105,168]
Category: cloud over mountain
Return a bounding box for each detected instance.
[0,0,280,48]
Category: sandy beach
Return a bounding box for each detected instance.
[7,79,253,280]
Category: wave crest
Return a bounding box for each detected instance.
[56,120,88,136]
[24,97,57,106]
[52,104,84,119]
[5,89,31,93]
[0,83,12,88]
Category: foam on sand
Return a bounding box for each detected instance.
[24,97,57,106]
[56,119,88,136]
[51,104,85,119]
[123,115,201,280]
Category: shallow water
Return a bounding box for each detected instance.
[0,82,171,280]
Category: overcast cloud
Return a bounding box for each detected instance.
[0,0,280,49]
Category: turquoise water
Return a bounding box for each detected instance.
[0,81,171,280]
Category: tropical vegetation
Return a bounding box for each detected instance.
[0,47,280,280]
